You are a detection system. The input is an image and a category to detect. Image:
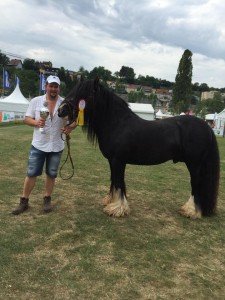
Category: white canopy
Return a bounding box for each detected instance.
[128,103,154,121]
[0,82,29,113]
[129,103,154,114]
[156,109,173,119]
[156,109,164,118]
[205,113,216,121]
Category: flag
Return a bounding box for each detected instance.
[39,73,46,92]
[3,69,10,89]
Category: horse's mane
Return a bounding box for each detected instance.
[72,79,134,144]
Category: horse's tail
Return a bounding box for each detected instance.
[198,130,220,216]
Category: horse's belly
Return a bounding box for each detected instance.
[126,153,173,165]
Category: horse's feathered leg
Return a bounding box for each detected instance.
[179,163,202,219]
[103,159,130,217]
[180,130,219,218]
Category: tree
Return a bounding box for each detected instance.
[119,66,135,84]
[78,66,89,79]
[199,83,210,92]
[14,69,39,97]
[194,92,225,117]
[0,50,10,66]
[172,49,193,113]
[57,67,66,82]
[23,58,39,71]
[89,66,112,82]
[128,90,145,103]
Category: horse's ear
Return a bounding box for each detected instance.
[94,76,99,91]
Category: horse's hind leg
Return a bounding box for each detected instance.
[179,163,202,219]
[103,159,130,217]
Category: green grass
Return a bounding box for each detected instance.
[0,125,225,299]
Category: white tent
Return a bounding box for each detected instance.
[214,110,225,136]
[156,109,173,119]
[0,82,29,114]
[128,103,155,120]
[205,113,216,121]
[156,109,164,119]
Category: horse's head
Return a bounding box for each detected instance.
[58,77,99,125]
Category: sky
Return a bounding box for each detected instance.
[0,0,225,88]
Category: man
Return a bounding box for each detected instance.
[12,75,76,215]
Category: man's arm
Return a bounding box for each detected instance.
[24,116,45,128]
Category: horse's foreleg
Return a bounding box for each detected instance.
[102,161,113,206]
[104,187,130,217]
[179,163,202,219]
[103,160,130,217]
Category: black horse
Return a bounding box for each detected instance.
[58,78,220,218]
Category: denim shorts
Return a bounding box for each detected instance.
[27,146,63,178]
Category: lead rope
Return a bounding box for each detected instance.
[59,133,75,180]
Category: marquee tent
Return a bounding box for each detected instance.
[128,103,155,120]
[214,110,225,136]
[155,109,173,119]
[0,82,29,114]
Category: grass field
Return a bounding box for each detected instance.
[0,124,225,299]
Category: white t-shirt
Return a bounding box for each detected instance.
[25,94,65,152]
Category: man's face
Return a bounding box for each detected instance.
[46,82,60,100]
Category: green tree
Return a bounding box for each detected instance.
[78,66,89,79]
[58,67,66,82]
[172,49,193,113]
[195,93,225,117]
[119,66,135,84]
[23,58,39,71]
[89,66,112,82]
[114,81,126,94]
[128,90,145,103]
[199,83,210,92]
[0,50,10,66]
[14,69,39,97]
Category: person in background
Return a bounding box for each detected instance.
[12,75,76,215]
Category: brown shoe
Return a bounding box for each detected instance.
[12,197,29,215]
[43,196,53,213]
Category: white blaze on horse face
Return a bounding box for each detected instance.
[179,196,202,219]
[103,188,130,217]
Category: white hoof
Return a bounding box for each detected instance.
[103,188,130,217]
[179,196,202,219]
[103,199,130,217]
[102,194,112,206]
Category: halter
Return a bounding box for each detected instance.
[59,99,77,125]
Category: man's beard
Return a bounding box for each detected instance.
[50,93,57,99]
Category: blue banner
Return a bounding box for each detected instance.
[39,73,46,92]
[3,69,10,89]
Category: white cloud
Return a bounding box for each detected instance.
[0,0,225,87]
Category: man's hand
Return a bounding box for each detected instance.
[61,121,77,135]
[24,116,45,128]
[36,118,46,128]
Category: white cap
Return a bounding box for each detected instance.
[46,75,60,85]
